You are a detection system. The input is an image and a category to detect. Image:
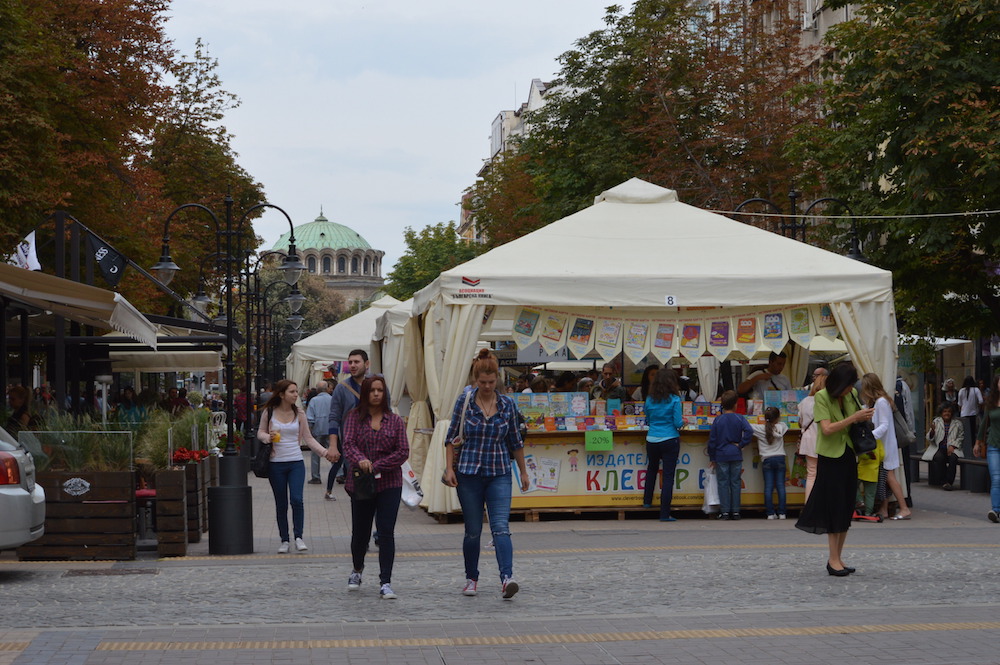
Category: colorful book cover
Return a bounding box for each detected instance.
[635,416,647,428]
[548,393,570,416]
[554,416,566,431]
[604,416,617,431]
[763,312,784,340]
[584,417,597,430]
[529,393,551,411]
[623,401,638,415]
[736,317,756,344]
[540,313,566,342]
[681,323,701,349]
[709,321,730,348]
[564,417,577,431]
[594,400,606,417]
[710,402,722,416]
[625,416,637,429]
[654,323,675,349]
[568,317,594,345]
[515,394,531,412]
[513,308,540,337]
[521,408,547,430]
[568,392,590,417]
[535,457,561,492]
[543,416,557,432]
[682,401,694,416]
[615,416,628,430]
[597,320,621,348]
[693,401,711,416]
[606,398,622,416]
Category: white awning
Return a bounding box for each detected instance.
[0,263,157,348]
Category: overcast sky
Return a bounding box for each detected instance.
[164,1,624,275]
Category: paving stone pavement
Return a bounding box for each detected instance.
[1,469,998,664]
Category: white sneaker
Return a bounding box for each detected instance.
[348,570,362,590]
[277,541,290,554]
[501,576,519,600]
[379,583,397,599]
[766,514,778,520]
[462,579,478,596]
[295,537,308,552]
[778,514,787,520]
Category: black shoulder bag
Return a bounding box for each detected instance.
[251,407,273,478]
[847,393,877,455]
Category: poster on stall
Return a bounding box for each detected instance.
[513,307,542,348]
[679,322,705,363]
[623,320,650,364]
[595,319,623,361]
[735,317,758,359]
[787,307,812,347]
[650,322,677,364]
[706,318,732,361]
[813,304,840,340]
[566,315,596,358]
[761,311,788,352]
[535,456,561,492]
[519,454,540,493]
[538,311,568,355]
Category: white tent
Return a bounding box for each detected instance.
[409,178,897,513]
[285,295,401,388]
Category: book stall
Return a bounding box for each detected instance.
[406,178,897,517]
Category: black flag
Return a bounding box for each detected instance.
[86,233,127,287]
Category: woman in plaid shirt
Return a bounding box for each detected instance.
[342,376,410,599]
[442,349,530,600]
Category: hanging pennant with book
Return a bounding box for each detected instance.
[649,321,677,364]
[812,303,840,341]
[678,321,705,363]
[594,318,623,362]
[538,311,569,355]
[566,315,596,359]
[734,316,758,359]
[786,306,813,348]
[760,311,788,353]
[623,320,651,364]
[512,307,542,348]
[706,318,733,361]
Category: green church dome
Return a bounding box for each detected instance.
[271,212,372,252]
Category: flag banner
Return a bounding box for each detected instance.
[649,321,677,364]
[623,320,651,364]
[678,321,705,363]
[760,311,788,353]
[537,310,569,355]
[512,307,542,349]
[734,316,758,359]
[787,306,812,347]
[594,318,623,362]
[86,233,127,287]
[7,231,41,271]
[565,315,596,359]
[706,318,733,361]
[813,304,840,340]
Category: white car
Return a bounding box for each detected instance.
[0,426,45,550]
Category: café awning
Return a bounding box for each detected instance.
[0,263,157,348]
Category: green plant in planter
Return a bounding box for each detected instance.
[23,412,134,472]
[136,408,210,469]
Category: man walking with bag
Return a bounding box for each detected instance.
[306,380,333,486]
[326,350,370,499]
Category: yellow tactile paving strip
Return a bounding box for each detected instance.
[95,622,1000,651]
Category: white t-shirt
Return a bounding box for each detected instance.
[747,370,793,401]
[269,412,304,463]
[957,387,983,418]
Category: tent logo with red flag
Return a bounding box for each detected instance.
[462,276,480,287]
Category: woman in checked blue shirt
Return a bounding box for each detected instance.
[442,348,530,600]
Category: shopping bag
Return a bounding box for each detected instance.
[702,468,720,514]
[400,460,424,508]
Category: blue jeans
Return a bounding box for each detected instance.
[716,460,742,515]
[761,456,787,516]
[269,460,305,541]
[643,438,680,519]
[350,486,402,584]
[988,446,1000,513]
[456,472,514,582]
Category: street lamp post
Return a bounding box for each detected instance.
[151,196,305,555]
[734,191,864,260]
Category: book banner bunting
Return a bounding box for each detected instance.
[537,310,569,355]
[760,311,788,353]
[734,316,758,359]
[649,321,678,364]
[623,320,651,364]
[812,304,840,341]
[786,306,813,347]
[512,307,542,349]
[594,318,624,362]
[678,321,705,363]
[565,315,596,358]
[706,318,733,361]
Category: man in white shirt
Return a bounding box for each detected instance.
[737,351,793,400]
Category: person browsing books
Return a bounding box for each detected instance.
[737,351,793,401]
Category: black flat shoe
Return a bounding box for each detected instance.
[826,562,850,577]
[843,566,856,574]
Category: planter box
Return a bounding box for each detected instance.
[17,471,136,561]
[155,469,187,557]
[184,463,203,543]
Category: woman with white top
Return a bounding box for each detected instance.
[752,406,790,519]
[861,373,912,520]
[957,376,983,457]
[797,373,826,502]
[258,379,338,553]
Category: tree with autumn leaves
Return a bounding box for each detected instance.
[0,0,263,313]
[466,0,818,248]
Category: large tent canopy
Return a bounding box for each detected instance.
[408,178,897,513]
[286,295,401,389]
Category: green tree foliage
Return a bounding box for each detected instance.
[385,222,482,300]
[793,0,1000,337]
[466,0,816,239]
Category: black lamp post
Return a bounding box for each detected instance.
[734,191,864,260]
[150,196,305,555]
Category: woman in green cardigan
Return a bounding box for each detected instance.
[795,363,874,576]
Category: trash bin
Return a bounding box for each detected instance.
[965,464,990,493]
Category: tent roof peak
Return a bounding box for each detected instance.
[594,178,678,205]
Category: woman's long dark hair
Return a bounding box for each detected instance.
[264,379,299,416]
[648,367,680,402]
[354,376,392,416]
[639,365,659,400]
[824,363,858,402]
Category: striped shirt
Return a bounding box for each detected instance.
[445,389,523,477]
[341,409,409,494]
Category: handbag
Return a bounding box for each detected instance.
[251,443,272,478]
[351,468,376,501]
[892,408,916,447]
[849,394,877,455]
